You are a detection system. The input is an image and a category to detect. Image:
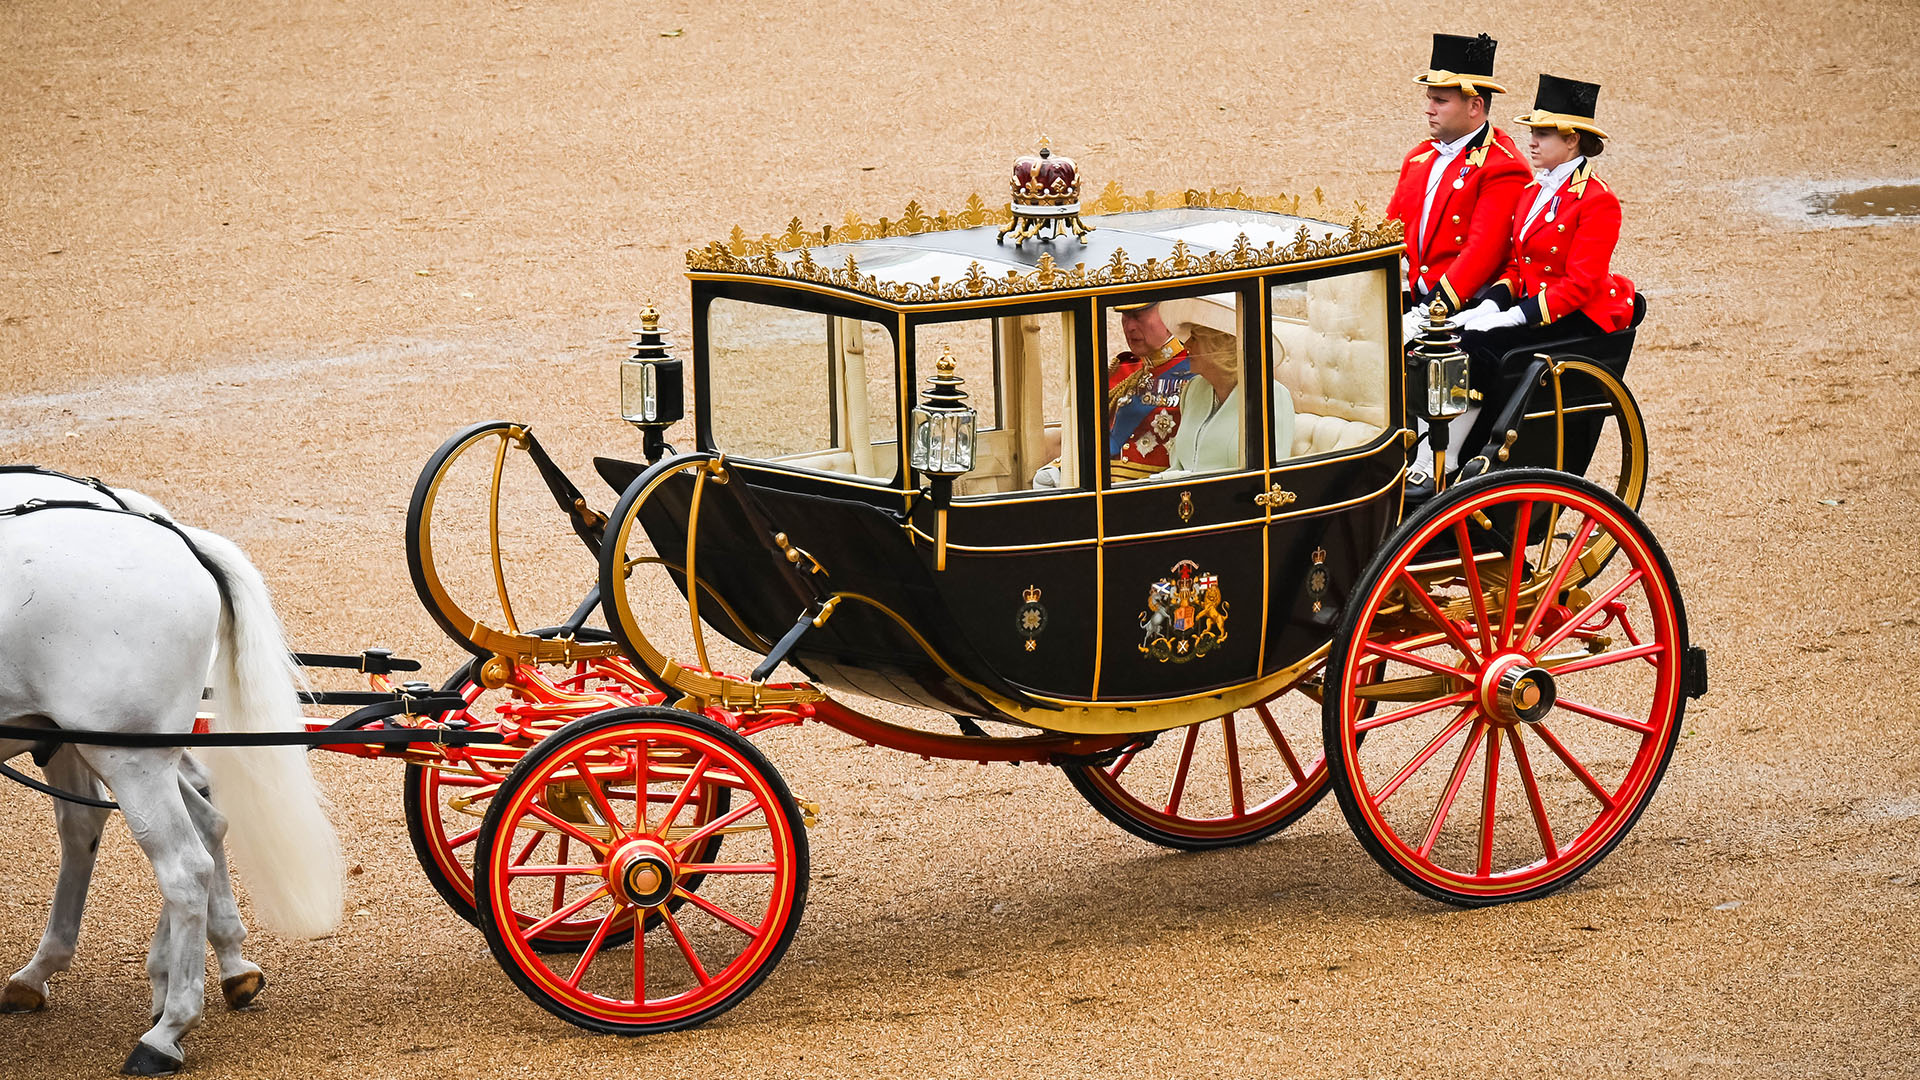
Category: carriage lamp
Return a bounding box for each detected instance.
[1407,300,1481,489]
[909,345,976,570]
[620,303,684,463]
[1410,301,1475,419]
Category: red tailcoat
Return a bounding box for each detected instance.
[1492,160,1636,332]
[1386,124,1530,314]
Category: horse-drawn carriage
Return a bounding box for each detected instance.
[381,151,1704,1033]
[3,148,1706,1060]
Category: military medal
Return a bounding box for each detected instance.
[1545,195,1560,223]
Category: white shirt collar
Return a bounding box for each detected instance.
[1431,122,1486,160]
[1535,155,1585,191]
[1522,157,1587,233]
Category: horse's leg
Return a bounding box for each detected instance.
[177,753,263,1010]
[85,749,211,1076]
[2,749,110,1013]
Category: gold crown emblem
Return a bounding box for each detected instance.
[1008,136,1081,208]
[1023,585,1042,603]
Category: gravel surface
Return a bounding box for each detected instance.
[3,2,1918,1077]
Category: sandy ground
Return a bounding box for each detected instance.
[4,1,1920,1077]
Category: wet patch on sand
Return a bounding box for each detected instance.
[1750,178,1920,227]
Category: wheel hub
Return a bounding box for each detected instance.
[606,838,677,908]
[1480,654,1556,726]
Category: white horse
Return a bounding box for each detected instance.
[0,470,342,1075]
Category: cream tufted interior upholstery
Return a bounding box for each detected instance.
[1270,271,1391,459]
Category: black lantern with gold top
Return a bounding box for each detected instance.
[620,303,684,462]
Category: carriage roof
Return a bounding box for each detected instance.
[684,187,1405,309]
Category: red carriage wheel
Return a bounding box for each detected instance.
[405,632,726,952]
[1324,469,1699,906]
[1061,673,1349,850]
[474,706,808,1033]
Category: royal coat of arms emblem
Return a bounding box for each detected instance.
[1138,559,1228,662]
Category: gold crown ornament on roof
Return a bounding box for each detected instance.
[998,136,1095,246]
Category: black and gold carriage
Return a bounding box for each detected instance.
[395,147,1704,1034]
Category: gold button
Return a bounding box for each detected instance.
[1454,235,1464,243]
[1523,257,1531,264]
[1543,266,1552,273]
[1550,246,1559,253]
[1451,214,1461,223]
[1419,264,1429,274]
[1610,288,1618,296]
[1557,223,1565,232]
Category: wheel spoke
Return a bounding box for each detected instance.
[1500,500,1533,649]
[1453,521,1496,655]
[506,863,604,878]
[1398,571,1483,666]
[1531,721,1618,809]
[1518,517,1600,647]
[1221,716,1246,816]
[527,802,611,852]
[1477,727,1501,877]
[1164,724,1202,815]
[678,862,777,874]
[1548,642,1665,677]
[632,908,647,1005]
[579,770,629,841]
[660,907,712,986]
[1418,719,1487,858]
[1554,696,1658,735]
[1254,702,1306,784]
[1363,639,1472,678]
[674,885,761,936]
[1508,728,1559,860]
[634,738,649,835]
[1534,569,1644,657]
[1354,688,1475,734]
[512,829,544,867]
[566,909,621,989]
[1374,707,1479,805]
[672,797,763,855]
[447,824,482,851]
[653,754,713,840]
[1106,748,1140,780]
[519,885,609,941]
[552,834,571,913]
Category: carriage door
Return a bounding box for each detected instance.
[1094,284,1272,700]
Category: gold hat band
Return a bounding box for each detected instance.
[1514,109,1610,140]
[1414,69,1508,96]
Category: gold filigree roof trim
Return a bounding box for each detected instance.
[684,185,1405,305]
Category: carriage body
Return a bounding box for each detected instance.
[610,199,1415,735]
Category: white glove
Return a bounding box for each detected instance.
[1454,299,1504,332]
[1401,307,1428,341]
[1486,305,1527,330]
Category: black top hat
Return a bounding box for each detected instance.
[1515,73,1608,139]
[1415,33,1506,95]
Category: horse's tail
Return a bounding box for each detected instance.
[181,525,344,939]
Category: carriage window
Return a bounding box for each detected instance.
[919,309,1078,497]
[706,298,898,483]
[1269,267,1392,461]
[1104,292,1266,486]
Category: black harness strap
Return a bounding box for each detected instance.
[0,465,132,510]
[0,758,117,810]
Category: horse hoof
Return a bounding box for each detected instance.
[120,1041,183,1077]
[0,980,46,1013]
[221,970,266,1010]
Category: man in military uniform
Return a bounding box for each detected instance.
[1386,32,1530,335]
[1106,301,1197,482]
